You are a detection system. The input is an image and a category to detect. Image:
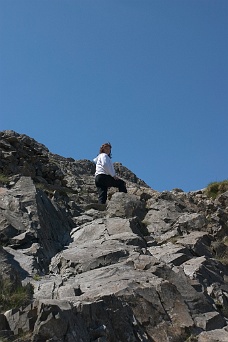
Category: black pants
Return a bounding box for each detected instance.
[95,174,127,204]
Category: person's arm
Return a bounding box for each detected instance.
[93,156,98,163]
[101,154,116,177]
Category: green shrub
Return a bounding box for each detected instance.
[185,336,198,342]
[0,172,10,185]
[205,180,228,199]
[215,251,228,266]
[33,273,41,281]
[0,279,33,312]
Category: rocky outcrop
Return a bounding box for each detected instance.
[0,130,228,341]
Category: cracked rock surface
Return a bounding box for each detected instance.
[0,130,228,341]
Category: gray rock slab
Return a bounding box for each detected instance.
[107,192,147,219]
[174,213,206,233]
[50,258,194,342]
[50,239,132,275]
[4,304,37,335]
[32,275,63,300]
[182,256,225,286]
[70,219,106,244]
[51,216,147,276]
[4,246,37,279]
[70,217,145,247]
[0,176,73,273]
[148,242,191,266]
[216,190,228,208]
[197,327,228,342]
[194,311,226,331]
[177,231,213,257]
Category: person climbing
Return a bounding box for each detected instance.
[93,142,127,204]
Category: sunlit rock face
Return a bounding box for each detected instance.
[0,130,228,342]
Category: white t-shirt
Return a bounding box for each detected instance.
[93,153,116,177]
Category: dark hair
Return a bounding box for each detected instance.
[99,142,112,158]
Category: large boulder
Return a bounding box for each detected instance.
[107,192,147,220]
[0,176,73,274]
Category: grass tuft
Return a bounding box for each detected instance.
[0,279,33,313]
[0,172,10,185]
[205,180,228,199]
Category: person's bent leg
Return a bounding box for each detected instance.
[105,175,127,193]
[117,179,127,193]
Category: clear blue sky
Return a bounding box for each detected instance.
[1,0,227,192]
